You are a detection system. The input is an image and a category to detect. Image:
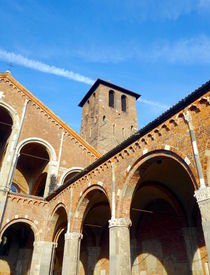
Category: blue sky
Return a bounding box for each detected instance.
[0,0,210,133]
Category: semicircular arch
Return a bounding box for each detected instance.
[0,101,20,128]
[0,218,38,241]
[118,149,198,218]
[59,166,83,185]
[72,185,110,232]
[16,137,57,162]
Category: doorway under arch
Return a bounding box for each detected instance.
[51,206,67,275]
[13,142,50,197]
[130,154,208,274]
[78,189,111,275]
[0,222,34,275]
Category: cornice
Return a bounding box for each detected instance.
[0,72,101,158]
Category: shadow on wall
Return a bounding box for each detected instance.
[78,189,111,275]
[129,154,208,275]
[12,142,50,197]
[0,222,34,275]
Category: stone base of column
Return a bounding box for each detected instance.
[62,232,83,275]
[109,218,132,275]
[30,241,54,275]
[195,187,210,270]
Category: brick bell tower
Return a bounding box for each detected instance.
[79,79,140,155]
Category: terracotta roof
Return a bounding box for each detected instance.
[78,78,141,107]
[0,71,101,158]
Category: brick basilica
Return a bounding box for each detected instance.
[0,70,209,274]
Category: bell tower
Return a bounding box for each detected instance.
[79,79,140,155]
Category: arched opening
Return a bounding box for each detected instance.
[130,155,207,274]
[62,169,82,185]
[13,142,50,197]
[0,106,13,169]
[51,207,67,275]
[79,189,111,275]
[0,222,34,275]
[109,90,115,108]
[31,172,47,197]
[121,95,127,112]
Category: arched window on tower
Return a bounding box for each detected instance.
[109,90,115,108]
[121,95,127,112]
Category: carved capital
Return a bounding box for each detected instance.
[109,218,132,228]
[65,232,83,240]
[194,187,210,203]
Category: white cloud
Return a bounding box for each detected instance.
[108,0,203,21]
[73,36,210,65]
[149,36,210,64]
[0,49,94,85]
[138,98,169,110]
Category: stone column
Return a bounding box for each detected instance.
[30,241,54,275]
[183,227,203,273]
[62,232,83,275]
[44,160,58,197]
[109,218,132,275]
[195,187,210,270]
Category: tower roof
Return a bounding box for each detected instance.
[78,78,141,107]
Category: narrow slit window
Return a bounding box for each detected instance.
[122,127,125,137]
[121,95,127,112]
[113,124,115,134]
[109,90,115,108]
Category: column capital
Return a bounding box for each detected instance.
[194,187,210,203]
[33,240,55,247]
[109,217,132,228]
[65,232,83,240]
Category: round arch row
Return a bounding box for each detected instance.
[47,150,208,274]
[0,149,209,273]
[0,100,83,198]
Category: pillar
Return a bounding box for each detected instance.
[44,160,59,197]
[195,187,210,270]
[30,241,54,275]
[109,218,132,275]
[62,232,83,275]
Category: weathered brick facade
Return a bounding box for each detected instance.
[0,71,209,275]
[80,79,139,155]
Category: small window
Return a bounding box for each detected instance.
[122,128,125,137]
[109,90,115,108]
[121,95,127,112]
[11,183,19,193]
[113,124,115,134]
